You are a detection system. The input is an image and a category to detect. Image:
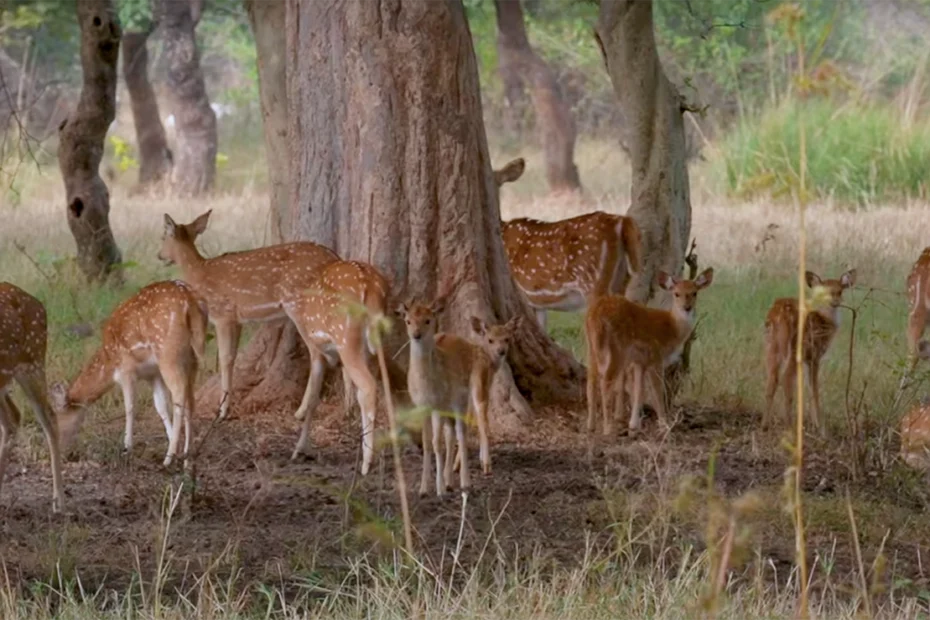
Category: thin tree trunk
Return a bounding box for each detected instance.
[244,0,288,242]
[214,0,583,435]
[595,0,691,304]
[494,0,581,193]
[58,0,123,282]
[121,30,171,191]
[156,0,216,196]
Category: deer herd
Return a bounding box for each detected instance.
[2,157,930,514]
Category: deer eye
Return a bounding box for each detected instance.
[425,319,431,325]
[489,339,495,345]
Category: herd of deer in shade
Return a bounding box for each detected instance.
[3,157,930,515]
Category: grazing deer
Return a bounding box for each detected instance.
[763,269,856,432]
[906,248,930,373]
[585,269,714,435]
[283,259,390,475]
[900,340,930,468]
[51,281,208,468]
[397,297,520,497]
[0,283,64,513]
[502,211,642,330]
[159,210,338,420]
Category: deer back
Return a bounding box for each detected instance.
[0,283,47,387]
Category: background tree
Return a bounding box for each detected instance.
[197,0,584,431]
[154,0,216,196]
[494,0,581,193]
[119,0,171,191]
[57,0,123,282]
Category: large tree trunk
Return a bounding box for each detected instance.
[214,0,584,435]
[58,0,123,282]
[494,0,581,193]
[121,30,171,191]
[156,0,216,196]
[595,0,691,304]
[244,0,288,242]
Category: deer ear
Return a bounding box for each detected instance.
[190,209,212,236]
[805,271,822,288]
[470,316,486,336]
[430,296,446,316]
[919,340,930,360]
[163,214,178,237]
[841,268,857,289]
[694,267,714,289]
[657,271,677,291]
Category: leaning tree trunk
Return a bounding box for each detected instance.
[156,0,216,196]
[121,30,171,191]
[58,0,123,282]
[595,0,691,303]
[495,0,581,193]
[209,0,584,435]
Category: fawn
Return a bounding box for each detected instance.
[0,283,64,513]
[397,297,519,497]
[51,280,208,468]
[159,210,338,420]
[900,340,930,468]
[283,259,390,475]
[585,268,714,435]
[763,269,856,432]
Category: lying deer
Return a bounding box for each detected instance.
[492,159,642,330]
[397,296,519,497]
[159,210,339,420]
[0,283,64,513]
[900,340,930,468]
[763,269,856,432]
[283,259,390,475]
[51,280,208,468]
[585,268,714,435]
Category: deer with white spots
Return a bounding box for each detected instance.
[284,259,390,475]
[0,283,64,513]
[763,269,856,433]
[159,210,339,420]
[585,269,714,436]
[900,340,930,468]
[396,296,520,497]
[905,248,930,375]
[51,280,208,468]
[493,157,642,330]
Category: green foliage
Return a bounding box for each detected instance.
[107,135,138,172]
[118,0,151,33]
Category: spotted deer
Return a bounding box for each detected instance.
[0,283,64,513]
[159,210,339,420]
[585,269,714,436]
[284,259,390,475]
[397,297,520,497]
[763,269,856,432]
[906,248,930,374]
[51,281,208,468]
[900,340,930,468]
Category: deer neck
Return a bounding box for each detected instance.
[172,242,208,284]
[670,305,697,343]
[67,350,115,407]
[814,304,840,327]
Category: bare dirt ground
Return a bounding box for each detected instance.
[1,399,929,597]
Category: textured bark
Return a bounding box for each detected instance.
[155,0,216,196]
[595,0,691,304]
[121,30,171,190]
[222,0,584,435]
[245,0,288,242]
[58,0,123,282]
[494,0,581,193]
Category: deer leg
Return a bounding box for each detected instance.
[292,352,327,461]
[419,416,433,497]
[342,347,378,476]
[215,320,242,420]
[443,419,455,491]
[764,346,780,430]
[0,394,20,508]
[455,414,470,492]
[18,372,63,513]
[160,361,190,467]
[808,358,824,435]
[152,375,174,441]
[118,376,136,453]
[781,360,797,427]
[585,346,599,436]
[628,364,645,431]
[431,410,444,497]
[647,367,669,430]
[471,380,491,476]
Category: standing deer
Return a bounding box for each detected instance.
[492,157,642,330]
[158,210,338,420]
[763,269,856,432]
[397,296,520,497]
[905,248,930,376]
[51,281,208,468]
[0,283,64,513]
[284,259,390,475]
[899,340,930,468]
[585,269,714,435]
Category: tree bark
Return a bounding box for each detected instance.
[494,0,581,193]
[58,0,123,282]
[121,30,171,191]
[155,0,217,196]
[216,0,584,435]
[244,0,288,242]
[595,0,691,304]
